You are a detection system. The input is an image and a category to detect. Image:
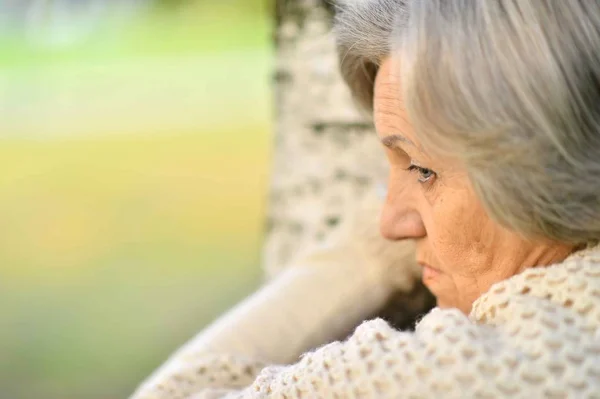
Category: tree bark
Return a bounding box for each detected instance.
[267,0,435,330]
[266,0,383,275]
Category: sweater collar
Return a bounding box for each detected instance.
[469,243,600,324]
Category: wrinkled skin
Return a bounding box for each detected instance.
[374,57,574,314]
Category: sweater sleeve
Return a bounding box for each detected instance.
[135,257,600,398]
[131,195,422,399]
[221,260,600,398]
[131,239,419,399]
[226,303,600,398]
[228,311,505,398]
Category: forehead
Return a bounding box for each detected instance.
[374,58,412,138]
[374,58,401,99]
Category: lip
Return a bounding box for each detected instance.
[418,261,441,272]
[418,261,442,282]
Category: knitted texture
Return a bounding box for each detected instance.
[133,246,600,398]
[137,354,266,399]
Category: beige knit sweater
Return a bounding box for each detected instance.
[132,198,600,398]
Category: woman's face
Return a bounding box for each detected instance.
[374,57,574,313]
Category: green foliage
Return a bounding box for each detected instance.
[0,1,271,398]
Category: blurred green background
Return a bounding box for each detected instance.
[0,1,272,398]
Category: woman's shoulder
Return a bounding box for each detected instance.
[134,249,600,398]
[237,250,600,398]
[471,244,600,327]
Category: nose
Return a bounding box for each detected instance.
[379,182,426,240]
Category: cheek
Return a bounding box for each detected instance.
[424,185,490,276]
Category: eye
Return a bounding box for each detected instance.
[407,164,436,184]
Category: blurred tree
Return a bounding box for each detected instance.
[268,0,435,330]
[0,0,146,46]
[267,0,370,276]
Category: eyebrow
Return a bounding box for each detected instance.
[381,134,416,148]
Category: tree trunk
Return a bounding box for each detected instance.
[266,0,383,275]
[267,0,435,330]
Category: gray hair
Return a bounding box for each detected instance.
[335,0,600,245]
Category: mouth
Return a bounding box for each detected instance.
[418,261,442,282]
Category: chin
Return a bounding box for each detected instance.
[435,297,472,314]
[434,297,450,309]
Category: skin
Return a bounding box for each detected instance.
[375,57,575,314]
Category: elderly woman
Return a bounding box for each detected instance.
[133,0,600,397]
